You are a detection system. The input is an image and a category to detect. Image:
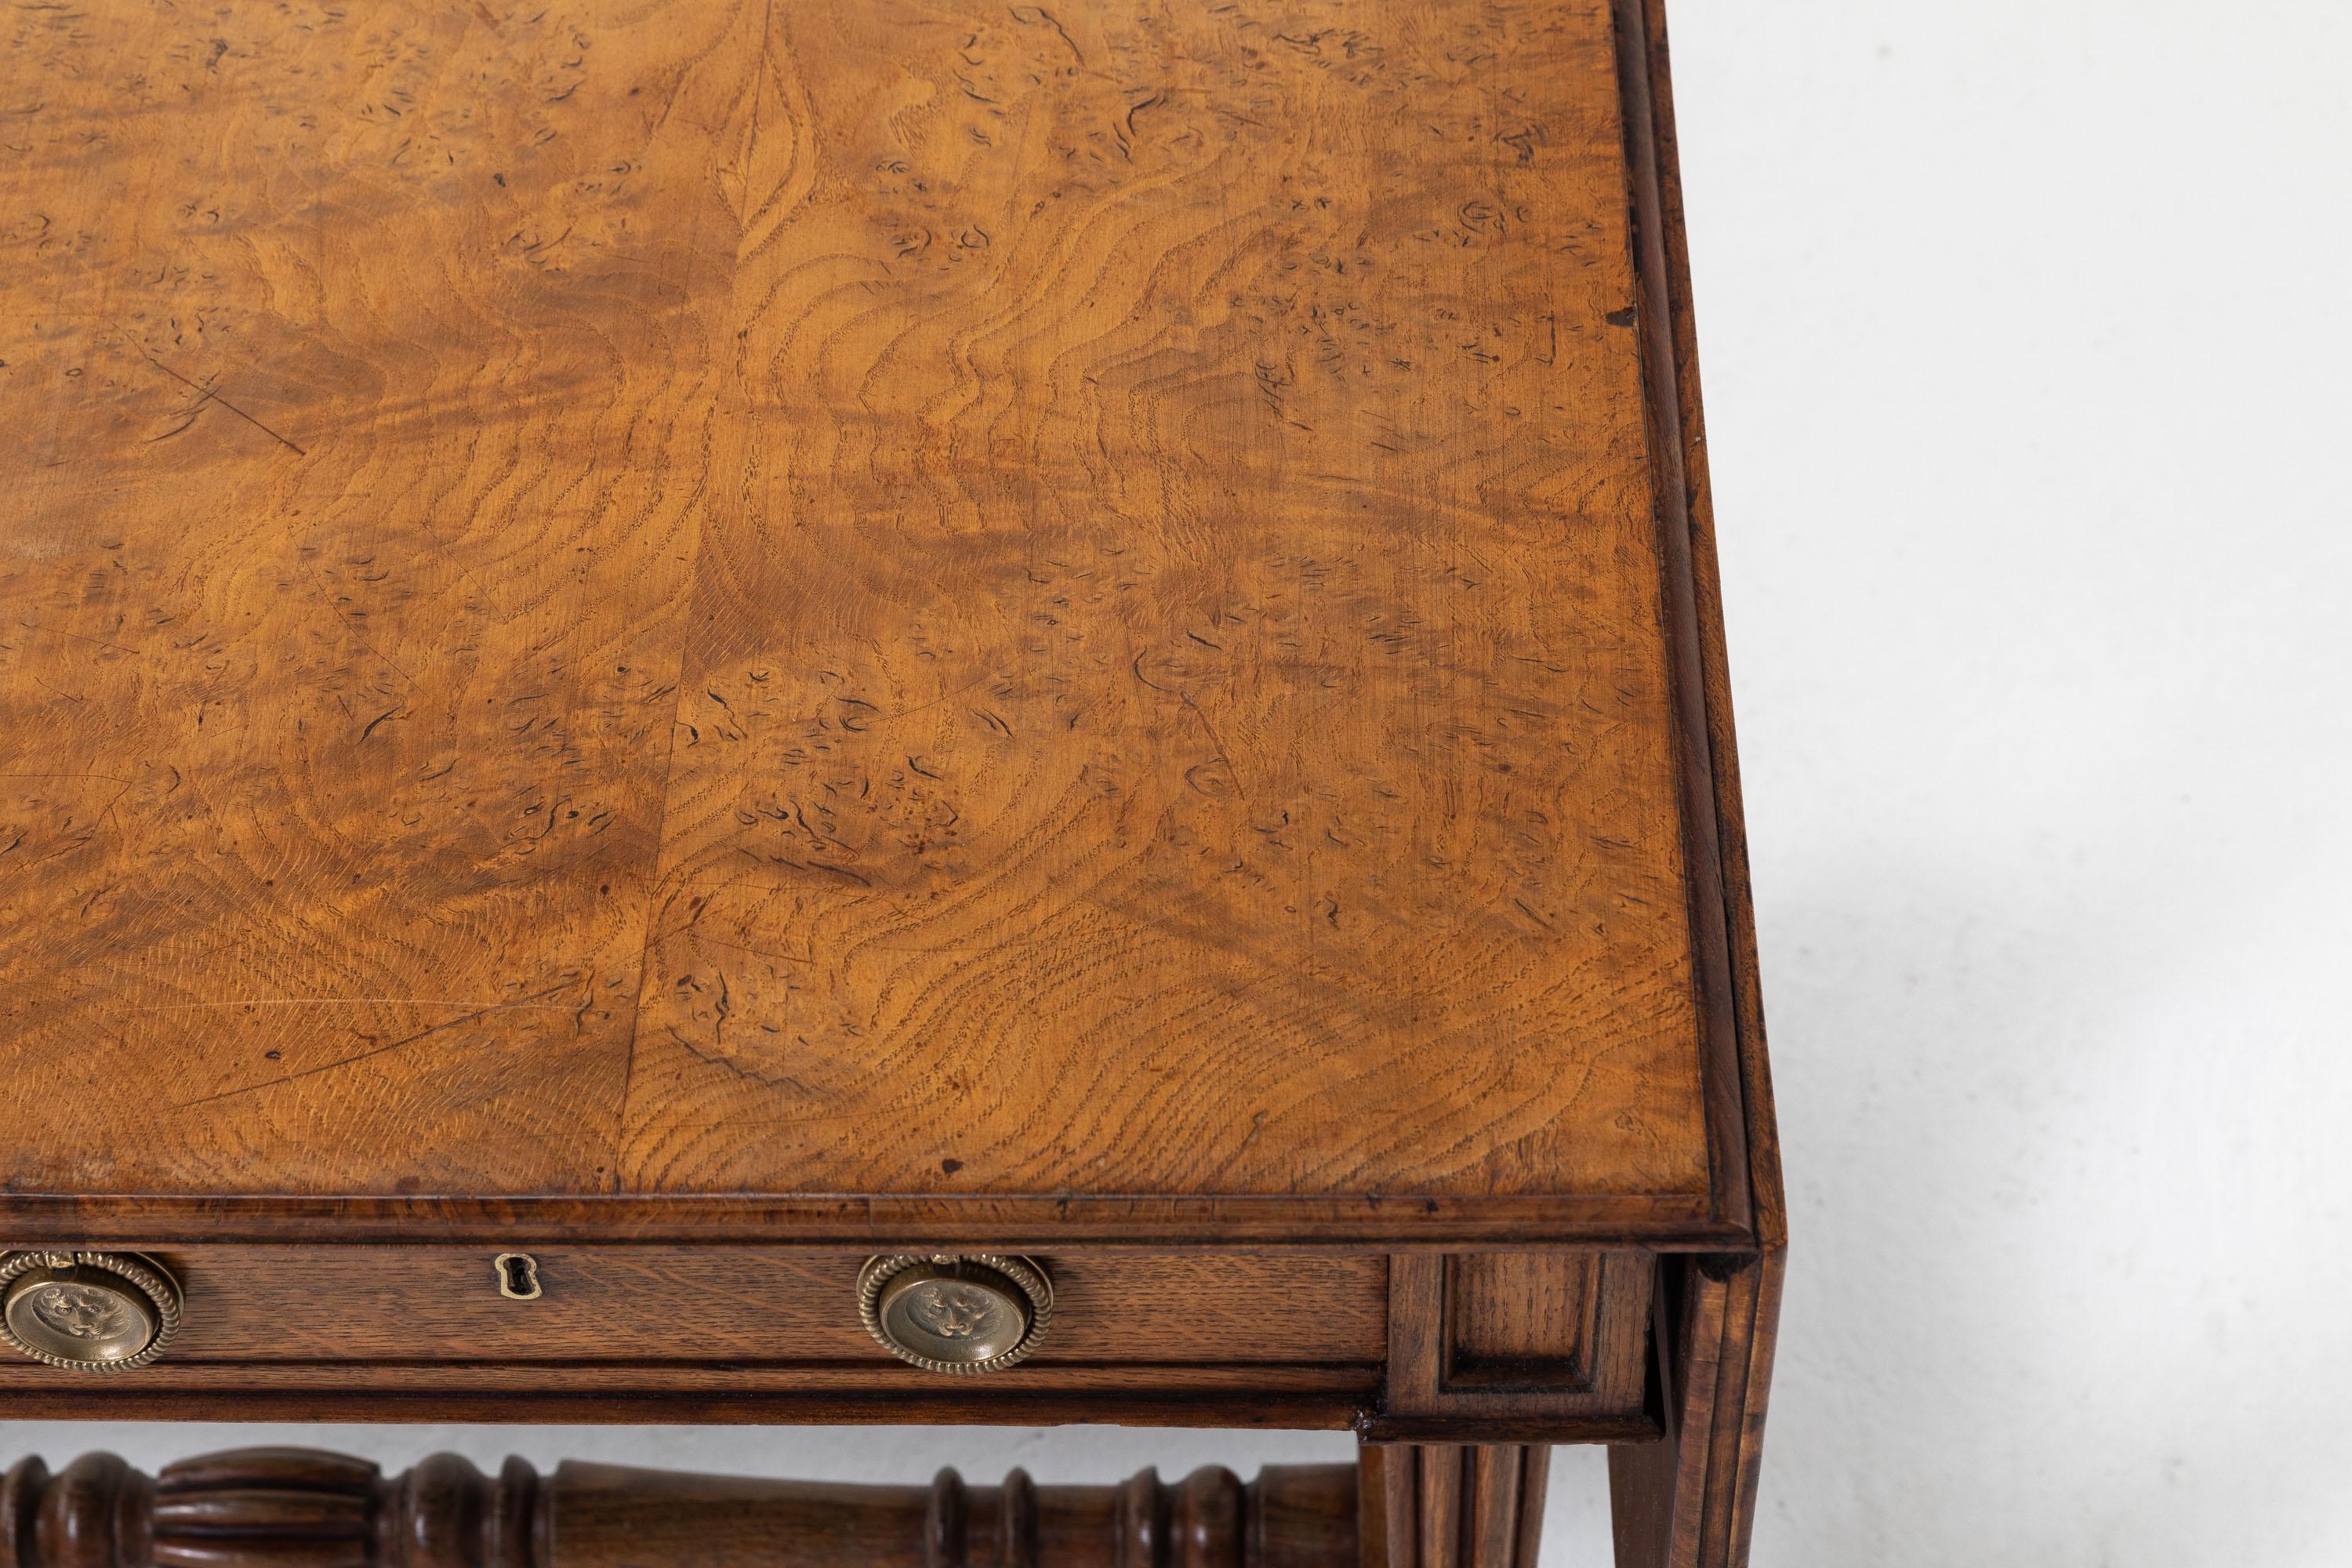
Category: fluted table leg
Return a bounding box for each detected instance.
[1356,1446,1550,1568]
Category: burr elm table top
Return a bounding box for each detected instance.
[0,0,1756,1244]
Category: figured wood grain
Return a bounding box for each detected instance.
[613,0,1708,1205]
[0,0,1779,1545]
[0,0,741,1194]
[0,0,1737,1227]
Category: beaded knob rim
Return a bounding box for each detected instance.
[856,1253,1052,1375]
[0,1250,184,1373]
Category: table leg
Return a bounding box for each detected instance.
[1356,1445,1550,1568]
[1606,1253,1784,1568]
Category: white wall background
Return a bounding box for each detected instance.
[8,2,2349,1562]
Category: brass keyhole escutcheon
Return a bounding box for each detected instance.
[0,1250,183,1372]
[857,1254,1051,1374]
[494,1252,543,1301]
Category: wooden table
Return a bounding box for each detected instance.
[0,0,1782,1563]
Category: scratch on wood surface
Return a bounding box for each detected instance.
[174,982,579,1108]
[117,328,308,456]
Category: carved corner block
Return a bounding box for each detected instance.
[1371,1253,1658,1443]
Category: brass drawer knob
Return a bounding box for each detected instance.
[858,1254,1051,1374]
[0,1250,183,1371]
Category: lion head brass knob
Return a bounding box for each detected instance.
[858,1254,1051,1374]
[0,1250,183,1371]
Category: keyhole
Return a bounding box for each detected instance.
[494,1252,542,1301]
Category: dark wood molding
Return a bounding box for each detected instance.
[1610,0,1755,1247]
[0,1196,1740,1250]
[1599,9,1788,1557]
[1627,0,1792,1261]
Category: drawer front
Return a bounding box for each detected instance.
[166,1246,1387,1364]
[0,1244,1656,1439]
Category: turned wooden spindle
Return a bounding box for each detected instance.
[0,1448,1362,1568]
